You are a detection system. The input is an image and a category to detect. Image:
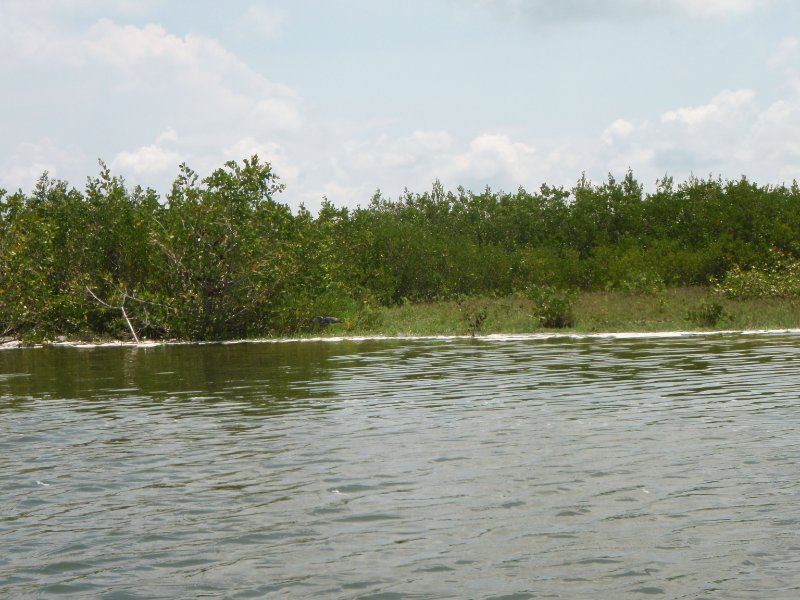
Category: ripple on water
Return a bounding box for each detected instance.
[1,335,800,598]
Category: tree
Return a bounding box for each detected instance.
[155,155,294,338]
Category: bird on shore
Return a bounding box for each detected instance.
[312,315,342,326]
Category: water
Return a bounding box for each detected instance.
[2,334,800,599]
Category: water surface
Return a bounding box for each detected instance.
[2,334,800,598]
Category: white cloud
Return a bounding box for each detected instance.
[602,118,636,144]
[317,130,564,205]
[241,5,287,37]
[327,130,454,186]
[671,0,764,18]
[112,128,182,176]
[661,89,757,127]
[251,98,304,134]
[2,4,799,212]
[112,146,182,176]
[403,130,454,153]
[30,0,157,14]
[598,84,800,183]
[1,162,57,192]
[376,130,454,169]
[80,19,304,137]
[0,138,83,190]
[0,11,307,193]
[478,0,769,25]
[310,180,374,209]
[769,37,800,66]
[222,137,301,186]
[317,72,800,207]
[0,5,73,65]
[156,127,178,144]
[85,20,190,67]
[444,134,537,182]
[3,16,298,129]
[769,37,800,96]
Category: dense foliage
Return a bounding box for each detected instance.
[2,157,800,340]
[713,251,800,299]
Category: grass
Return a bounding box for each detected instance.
[11,287,799,344]
[327,287,800,338]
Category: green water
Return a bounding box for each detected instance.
[2,335,800,598]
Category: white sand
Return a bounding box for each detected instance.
[4,328,800,350]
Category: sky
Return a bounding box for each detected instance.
[1,0,800,212]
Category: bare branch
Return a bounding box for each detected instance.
[85,286,139,343]
[119,303,139,343]
[85,286,114,308]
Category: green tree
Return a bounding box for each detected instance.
[154,155,294,338]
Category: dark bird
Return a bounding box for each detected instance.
[312,315,342,326]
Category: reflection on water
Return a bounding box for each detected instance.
[2,335,800,598]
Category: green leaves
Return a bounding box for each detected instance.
[2,162,800,341]
[155,155,293,338]
[713,252,800,299]
[524,285,576,329]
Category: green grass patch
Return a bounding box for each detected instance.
[306,287,800,338]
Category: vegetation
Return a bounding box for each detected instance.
[2,157,800,342]
[712,251,800,299]
[325,289,796,338]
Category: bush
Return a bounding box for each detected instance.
[350,301,384,332]
[617,271,666,295]
[713,255,800,299]
[457,297,488,336]
[525,285,576,328]
[687,299,730,328]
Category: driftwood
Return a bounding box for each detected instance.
[85,286,139,343]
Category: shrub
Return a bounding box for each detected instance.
[526,285,576,328]
[687,299,730,328]
[351,301,384,332]
[713,255,800,299]
[617,271,666,296]
[457,297,488,336]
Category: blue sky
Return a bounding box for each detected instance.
[2,0,799,211]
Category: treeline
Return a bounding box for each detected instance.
[1,156,799,340]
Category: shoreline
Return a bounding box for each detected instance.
[3,328,800,351]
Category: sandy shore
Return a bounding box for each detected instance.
[3,328,800,351]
